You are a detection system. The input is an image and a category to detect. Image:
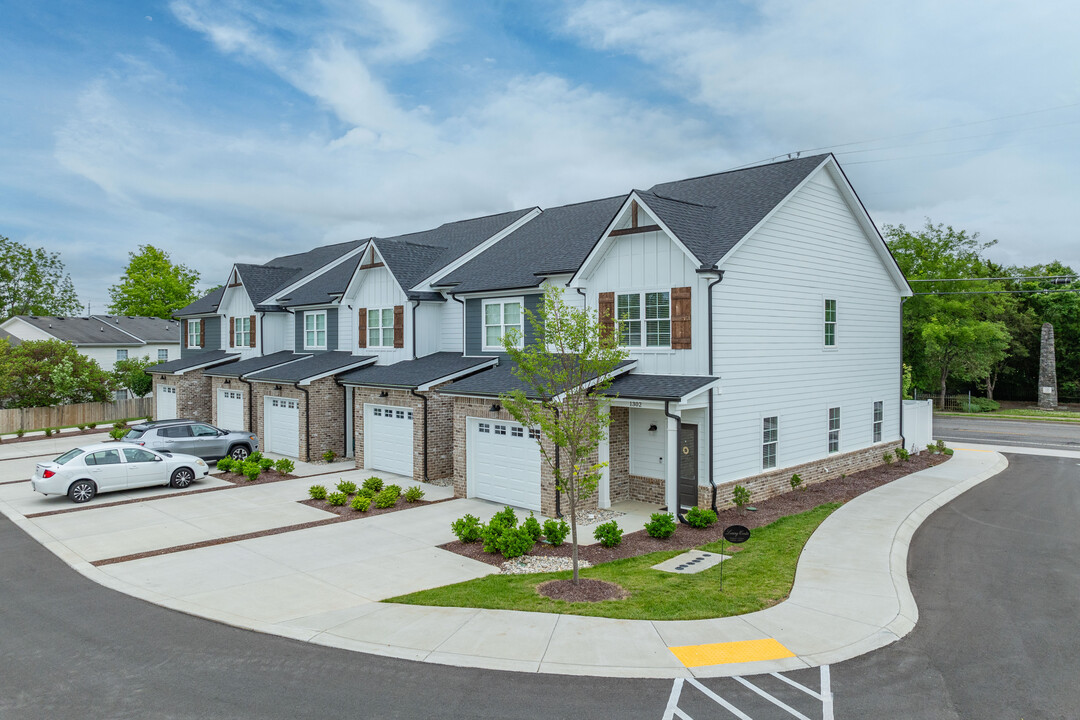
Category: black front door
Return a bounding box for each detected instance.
[678,424,698,510]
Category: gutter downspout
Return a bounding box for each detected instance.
[450,293,466,355]
[410,299,420,360]
[410,389,429,482]
[704,270,724,513]
[334,377,349,460]
[899,296,907,451]
[553,405,561,518]
[298,383,311,463]
[237,374,254,433]
[664,400,685,524]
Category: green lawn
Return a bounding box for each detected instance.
[388,503,840,621]
[937,408,1080,423]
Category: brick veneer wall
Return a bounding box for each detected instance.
[630,474,666,505]
[608,407,630,503]
[351,387,454,483]
[209,376,252,429]
[451,395,600,518]
[152,370,212,423]
[704,440,904,510]
[250,377,345,461]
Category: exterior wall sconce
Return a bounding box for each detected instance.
[648,423,658,432]
[379,391,389,398]
[274,385,283,391]
[224,379,230,385]
[160,375,166,380]
[490,403,502,412]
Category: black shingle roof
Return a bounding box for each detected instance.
[204,351,307,378]
[149,351,240,375]
[0,328,22,346]
[601,373,717,401]
[11,316,143,345]
[277,255,364,307]
[440,357,635,400]
[175,286,226,316]
[244,352,375,384]
[337,353,497,389]
[90,315,181,344]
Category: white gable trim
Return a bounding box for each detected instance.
[422,207,543,291]
[264,241,371,305]
[569,193,699,287]
[341,241,407,301]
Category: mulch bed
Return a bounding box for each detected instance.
[216,469,299,486]
[443,452,951,568]
[300,495,454,518]
[537,578,628,603]
[0,427,105,445]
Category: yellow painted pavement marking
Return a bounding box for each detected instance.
[668,638,795,667]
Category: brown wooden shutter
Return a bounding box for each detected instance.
[199,319,206,348]
[671,286,692,349]
[393,305,404,348]
[249,314,256,347]
[599,292,615,346]
[357,308,367,349]
[182,319,188,347]
[229,317,235,347]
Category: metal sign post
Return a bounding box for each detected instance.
[720,525,751,591]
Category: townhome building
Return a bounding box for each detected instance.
[154,154,911,519]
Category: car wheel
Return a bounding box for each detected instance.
[68,480,96,503]
[170,467,195,489]
[228,445,250,461]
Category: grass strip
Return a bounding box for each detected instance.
[387,502,840,621]
[936,409,1080,423]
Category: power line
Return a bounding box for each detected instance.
[909,275,1078,283]
[913,289,1080,296]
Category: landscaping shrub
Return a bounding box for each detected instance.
[309,484,328,500]
[685,506,718,529]
[896,447,911,462]
[933,439,947,454]
[326,491,347,507]
[112,420,125,430]
[15,429,25,438]
[732,485,751,512]
[491,506,517,529]
[259,457,274,472]
[357,487,376,499]
[943,448,954,456]
[790,473,803,491]
[593,520,623,548]
[109,428,127,440]
[403,486,424,503]
[883,451,894,464]
[87,423,97,430]
[451,514,483,543]
[243,463,261,482]
[336,480,357,495]
[956,396,1000,413]
[522,513,543,542]
[351,495,371,512]
[499,526,536,559]
[247,451,263,464]
[644,512,676,539]
[77,424,86,431]
[375,485,401,509]
[322,450,337,463]
[543,519,569,546]
[216,458,234,472]
[273,458,295,474]
[43,428,53,437]
[362,477,383,494]
[480,522,506,553]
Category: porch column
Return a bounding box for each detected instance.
[665,408,680,513]
[598,423,610,509]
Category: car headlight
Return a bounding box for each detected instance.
[196,460,205,466]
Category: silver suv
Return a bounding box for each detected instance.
[122,419,260,462]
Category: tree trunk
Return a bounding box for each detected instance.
[939,373,948,409]
[569,481,579,585]
[986,371,997,401]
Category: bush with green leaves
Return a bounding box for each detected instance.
[362,477,384,494]
[480,521,505,553]
[644,512,676,539]
[499,525,536,559]
[404,486,424,503]
[323,450,337,463]
[685,506,718,529]
[375,485,401,509]
[76,424,86,431]
[732,484,751,511]
[243,463,261,482]
[451,514,483,543]
[357,487,376,499]
[543,518,569,546]
[336,480,357,495]
[113,420,125,430]
[522,513,543,542]
[896,447,911,462]
[957,396,1000,413]
[87,423,97,430]
[15,429,25,438]
[943,447,954,456]
[326,491,347,507]
[933,438,947,454]
[351,494,371,512]
[273,458,295,475]
[43,428,53,437]
[308,484,328,500]
[216,457,234,472]
[245,450,261,463]
[490,506,517,529]
[790,473,803,491]
[108,428,127,440]
[883,451,894,464]
[593,520,623,548]
[258,457,274,472]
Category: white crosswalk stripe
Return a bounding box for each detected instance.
[662,666,833,720]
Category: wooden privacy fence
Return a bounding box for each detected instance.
[0,397,153,434]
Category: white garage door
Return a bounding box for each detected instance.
[156,384,177,420]
[364,404,414,477]
[264,396,300,458]
[217,389,245,430]
[468,417,541,511]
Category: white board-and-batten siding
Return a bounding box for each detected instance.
[218,285,258,357]
[345,264,410,364]
[710,168,903,485]
[263,313,293,353]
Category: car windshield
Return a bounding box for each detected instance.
[125,428,147,439]
[54,448,82,465]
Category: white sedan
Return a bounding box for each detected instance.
[31,442,210,503]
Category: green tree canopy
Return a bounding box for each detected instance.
[108,245,200,319]
[112,355,154,398]
[0,340,113,408]
[0,235,81,321]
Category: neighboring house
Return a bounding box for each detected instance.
[156,154,911,519]
[1,315,181,397]
[0,328,21,347]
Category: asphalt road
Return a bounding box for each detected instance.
[935,414,1080,451]
[3,452,1076,719]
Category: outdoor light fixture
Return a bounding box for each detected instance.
[224,379,230,385]
[490,403,501,412]
[648,423,658,432]
[274,385,283,391]
[379,391,389,398]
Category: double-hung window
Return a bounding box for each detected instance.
[367,308,394,348]
[187,319,201,348]
[828,407,841,453]
[304,311,327,349]
[824,299,837,347]
[617,291,670,347]
[762,416,778,469]
[116,349,128,361]
[158,349,168,361]
[234,317,251,347]
[872,401,883,443]
[483,299,523,349]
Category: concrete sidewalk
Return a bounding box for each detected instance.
[4,448,1006,678]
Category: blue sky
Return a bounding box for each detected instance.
[2,0,1078,312]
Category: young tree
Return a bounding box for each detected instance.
[112,355,154,398]
[0,235,81,320]
[500,286,629,584]
[108,245,200,319]
[922,316,1011,405]
[0,340,113,408]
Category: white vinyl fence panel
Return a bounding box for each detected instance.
[902,399,933,453]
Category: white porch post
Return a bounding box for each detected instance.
[598,423,610,509]
[665,408,680,513]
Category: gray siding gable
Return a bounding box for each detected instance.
[465,294,542,357]
[294,308,339,353]
[180,316,221,358]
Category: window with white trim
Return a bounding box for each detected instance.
[116,349,128,361]
[483,299,523,349]
[157,349,168,361]
[187,319,201,348]
[234,317,251,347]
[828,407,841,453]
[824,299,837,347]
[304,311,327,349]
[617,291,670,347]
[872,401,883,443]
[367,308,394,347]
[762,416,778,469]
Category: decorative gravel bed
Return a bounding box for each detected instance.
[443,452,950,568]
[576,509,626,526]
[500,555,593,575]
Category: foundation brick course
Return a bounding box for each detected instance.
[152,370,212,423]
[351,386,455,484]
